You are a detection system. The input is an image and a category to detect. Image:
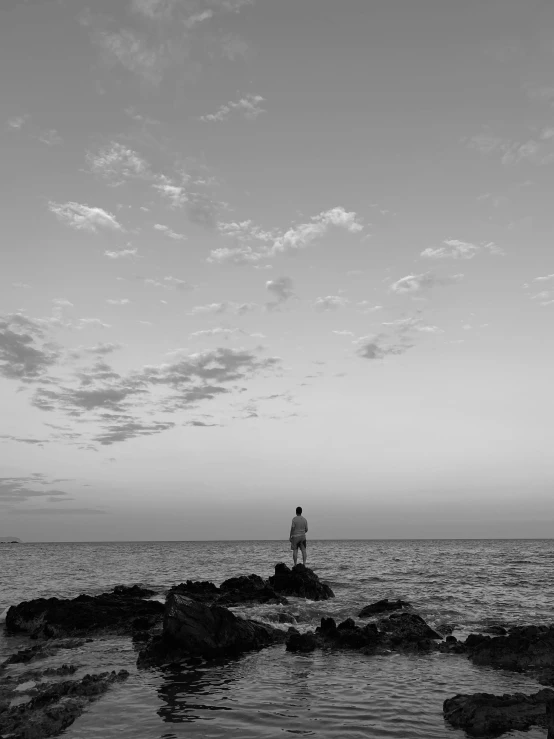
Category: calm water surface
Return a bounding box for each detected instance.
[1,539,552,738]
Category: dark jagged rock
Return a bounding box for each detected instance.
[0,670,129,738]
[217,574,288,607]
[465,625,554,673]
[169,581,219,603]
[5,591,165,639]
[1,639,91,667]
[286,631,318,652]
[376,612,443,652]
[482,625,508,636]
[268,563,334,601]
[113,584,157,598]
[358,599,411,617]
[137,592,286,666]
[443,688,554,737]
[171,574,288,607]
[313,616,380,651]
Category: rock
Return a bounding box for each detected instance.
[170,576,288,607]
[377,612,443,651]
[0,670,129,738]
[314,617,380,651]
[482,625,508,636]
[169,581,219,603]
[286,631,318,653]
[137,592,286,666]
[443,688,554,737]
[268,563,334,601]
[358,599,411,617]
[1,639,90,667]
[6,591,164,639]
[465,625,554,673]
[113,584,156,598]
[216,574,287,607]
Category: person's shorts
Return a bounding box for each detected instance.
[291,536,307,551]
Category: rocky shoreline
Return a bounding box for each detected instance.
[2,562,554,738]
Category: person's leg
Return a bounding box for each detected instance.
[301,542,307,565]
[292,545,298,566]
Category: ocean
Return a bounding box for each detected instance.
[1,539,553,738]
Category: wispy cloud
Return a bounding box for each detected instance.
[313,296,349,311]
[106,298,131,305]
[209,206,363,264]
[0,314,61,382]
[466,130,554,166]
[390,272,464,293]
[189,302,258,316]
[49,201,122,232]
[200,94,266,122]
[266,276,295,309]
[421,239,504,259]
[104,248,138,259]
[154,223,187,240]
[86,142,149,184]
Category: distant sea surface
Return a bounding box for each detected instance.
[2,539,553,738]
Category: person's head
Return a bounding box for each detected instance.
[296,506,302,515]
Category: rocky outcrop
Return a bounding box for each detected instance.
[0,670,129,738]
[376,612,443,650]
[286,631,318,653]
[137,592,287,666]
[464,625,554,673]
[112,584,157,598]
[5,590,164,639]
[170,574,288,607]
[268,564,334,601]
[1,638,91,667]
[358,598,411,617]
[443,688,554,737]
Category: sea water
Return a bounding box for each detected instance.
[1,539,552,738]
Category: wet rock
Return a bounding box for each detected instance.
[1,639,90,667]
[443,688,554,737]
[482,625,508,636]
[286,631,318,653]
[137,592,286,666]
[377,612,443,652]
[465,625,554,673]
[314,617,380,651]
[6,591,165,639]
[170,576,288,607]
[268,563,334,601]
[113,584,157,598]
[216,574,288,607]
[169,580,219,603]
[0,669,129,738]
[358,599,411,617]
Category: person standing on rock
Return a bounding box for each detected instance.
[289,506,308,566]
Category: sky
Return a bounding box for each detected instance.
[1,0,554,541]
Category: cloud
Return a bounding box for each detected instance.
[190,327,241,339]
[49,201,122,232]
[200,94,266,122]
[466,131,554,166]
[104,248,138,259]
[92,28,168,86]
[154,178,189,208]
[6,114,30,130]
[0,435,50,446]
[356,301,382,313]
[12,282,32,289]
[266,276,295,308]
[0,474,71,507]
[390,272,464,293]
[189,302,257,315]
[164,276,195,291]
[355,336,413,360]
[332,330,355,336]
[209,206,363,264]
[530,290,554,306]
[154,223,187,240]
[106,298,131,306]
[0,314,61,381]
[6,114,62,145]
[77,318,112,329]
[94,419,176,445]
[421,239,505,259]
[533,274,554,282]
[86,142,149,184]
[313,295,349,312]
